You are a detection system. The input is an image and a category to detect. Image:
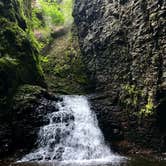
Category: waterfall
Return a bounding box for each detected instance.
[21,95,123,163]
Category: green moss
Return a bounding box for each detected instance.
[0,55,44,108]
[0,0,28,29]
[139,96,154,117]
[0,17,44,81]
[0,0,46,109]
[121,84,143,107]
[0,57,20,106]
[12,84,45,110]
[42,28,90,94]
[120,84,156,118]
[13,84,44,102]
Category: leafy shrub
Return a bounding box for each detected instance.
[32,7,44,28]
[60,0,73,25]
[32,0,64,29]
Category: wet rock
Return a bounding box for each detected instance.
[74,0,166,153]
[52,112,74,123]
[45,155,51,161]
[0,85,63,157]
[53,147,64,160]
[31,154,43,161]
[48,139,56,152]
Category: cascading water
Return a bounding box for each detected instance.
[21,95,123,164]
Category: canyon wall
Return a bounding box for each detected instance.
[0,0,45,110]
[74,0,166,152]
[0,0,46,156]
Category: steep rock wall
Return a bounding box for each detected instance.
[0,0,45,156]
[0,0,45,109]
[74,0,166,152]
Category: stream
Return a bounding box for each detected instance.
[19,95,123,164]
[1,96,166,166]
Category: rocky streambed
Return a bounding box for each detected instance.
[0,85,166,165]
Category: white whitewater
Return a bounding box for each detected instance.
[21,95,123,164]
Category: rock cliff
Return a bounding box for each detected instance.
[0,0,45,156]
[0,0,45,110]
[74,0,166,152]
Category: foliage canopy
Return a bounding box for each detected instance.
[32,0,73,28]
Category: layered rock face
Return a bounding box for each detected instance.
[74,0,166,152]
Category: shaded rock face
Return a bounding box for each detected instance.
[0,0,45,110]
[0,85,62,157]
[0,0,27,29]
[74,0,166,152]
[0,0,45,156]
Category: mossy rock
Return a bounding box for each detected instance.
[0,57,19,100]
[12,84,45,110]
[0,17,38,61]
[42,27,91,95]
[0,0,27,30]
[0,17,45,108]
[0,18,45,86]
[0,56,44,108]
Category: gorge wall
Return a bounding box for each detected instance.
[0,0,45,110]
[74,0,166,153]
[0,0,46,156]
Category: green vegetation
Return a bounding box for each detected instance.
[13,84,45,110]
[30,0,87,95]
[0,0,45,109]
[122,84,142,106]
[31,0,73,49]
[31,0,73,28]
[41,28,89,94]
[121,84,155,118]
[32,0,64,29]
[139,96,154,117]
[0,0,85,108]
[60,0,73,25]
[121,84,144,110]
